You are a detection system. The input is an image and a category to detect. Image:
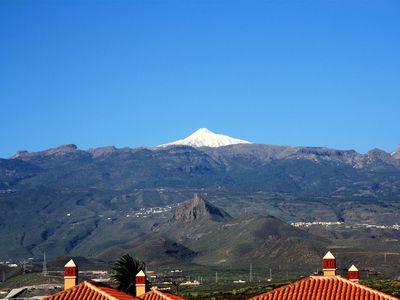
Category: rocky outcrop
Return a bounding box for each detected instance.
[392,145,400,159]
[45,144,78,155]
[173,193,231,222]
[364,148,399,168]
[88,146,117,158]
[13,150,30,159]
[12,144,79,159]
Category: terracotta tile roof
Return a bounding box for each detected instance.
[42,281,187,300]
[249,276,400,300]
[138,289,186,300]
[42,281,135,300]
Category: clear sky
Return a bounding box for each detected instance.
[1,0,399,158]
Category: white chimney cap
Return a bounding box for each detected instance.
[64,259,76,267]
[348,265,358,272]
[136,270,145,277]
[323,251,335,259]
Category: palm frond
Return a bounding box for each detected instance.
[112,254,145,296]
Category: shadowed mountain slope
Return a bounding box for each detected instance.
[1,142,400,271]
[3,143,400,196]
[96,195,328,271]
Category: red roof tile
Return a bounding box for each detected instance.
[138,289,186,300]
[248,276,400,300]
[42,281,135,300]
[42,281,187,300]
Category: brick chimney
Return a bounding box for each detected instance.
[348,265,359,282]
[323,251,336,276]
[136,270,146,297]
[64,259,78,290]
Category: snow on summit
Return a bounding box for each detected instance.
[158,128,252,148]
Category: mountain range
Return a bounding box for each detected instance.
[1,129,400,276]
[4,138,400,197]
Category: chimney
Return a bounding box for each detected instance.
[135,270,146,297]
[348,265,359,282]
[322,251,336,276]
[64,259,78,290]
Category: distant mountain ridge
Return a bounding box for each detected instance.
[3,141,400,196]
[9,140,400,171]
[1,141,400,276]
[10,143,400,167]
[13,144,80,158]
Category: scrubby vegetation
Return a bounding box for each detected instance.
[180,279,400,299]
[363,279,400,297]
[0,273,61,289]
[180,282,290,299]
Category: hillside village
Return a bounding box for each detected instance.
[1,194,399,299]
[2,0,400,297]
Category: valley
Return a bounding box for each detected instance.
[1,138,400,282]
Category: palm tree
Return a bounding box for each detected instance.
[112,254,145,296]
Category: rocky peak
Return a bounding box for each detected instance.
[12,150,30,159]
[173,193,231,222]
[88,146,117,158]
[12,144,80,159]
[392,145,400,159]
[46,144,78,155]
[365,148,396,166]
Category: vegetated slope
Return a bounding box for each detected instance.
[98,194,329,274]
[0,158,41,189]
[0,188,188,258]
[3,143,400,196]
[1,143,400,264]
[8,145,225,190]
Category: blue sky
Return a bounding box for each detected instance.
[1,0,399,158]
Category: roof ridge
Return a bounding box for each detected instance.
[312,275,399,299]
[333,276,400,300]
[41,280,82,299]
[154,289,174,300]
[85,281,120,300]
[249,276,400,300]
[248,276,311,299]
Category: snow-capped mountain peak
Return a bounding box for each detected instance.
[158,128,252,148]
